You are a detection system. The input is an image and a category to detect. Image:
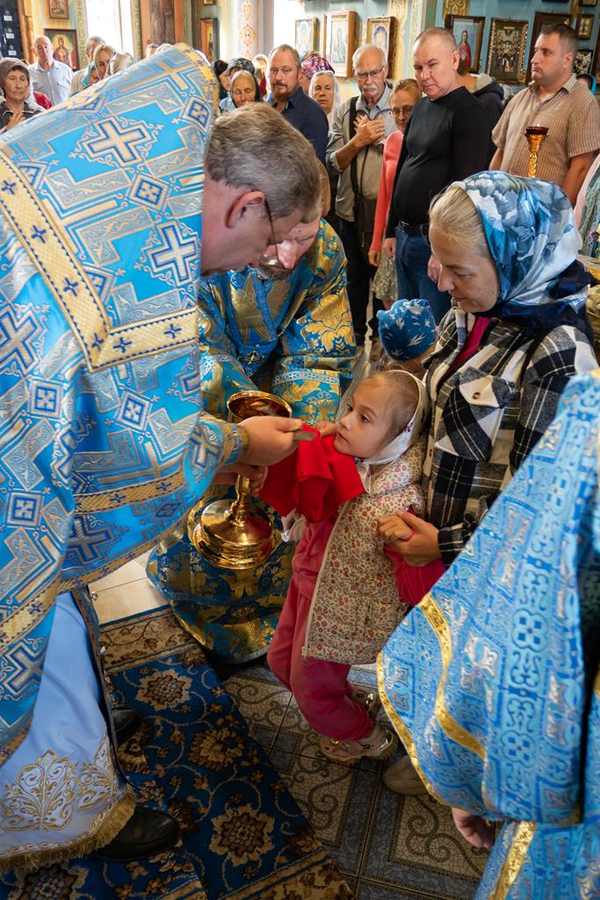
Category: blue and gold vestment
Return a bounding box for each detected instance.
[379,371,600,899]
[148,225,355,662]
[0,46,245,865]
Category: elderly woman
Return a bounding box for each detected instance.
[230,69,261,108]
[300,53,334,93]
[378,171,598,790]
[0,59,40,133]
[308,69,340,124]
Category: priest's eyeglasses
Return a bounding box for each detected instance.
[259,197,282,267]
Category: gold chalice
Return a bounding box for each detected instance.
[525,125,549,178]
[190,390,292,570]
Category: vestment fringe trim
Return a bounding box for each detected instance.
[0,785,136,874]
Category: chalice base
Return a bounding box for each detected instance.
[193,499,274,571]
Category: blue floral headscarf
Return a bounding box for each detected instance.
[453,171,593,331]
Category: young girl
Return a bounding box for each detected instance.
[261,370,429,764]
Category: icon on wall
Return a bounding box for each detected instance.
[487,18,529,85]
[47,0,69,19]
[444,15,485,73]
[366,17,396,71]
[295,18,317,59]
[324,11,357,78]
[44,28,79,69]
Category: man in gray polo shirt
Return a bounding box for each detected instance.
[327,43,394,349]
[29,34,72,106]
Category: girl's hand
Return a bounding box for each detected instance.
[451,807,494,851]
[312,421,338,438]
[214,463,267,495]
[368,248,380,267]
[387,512,441,566]
[378,514,414,547]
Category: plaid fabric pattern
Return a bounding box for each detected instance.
[423,312,596,565]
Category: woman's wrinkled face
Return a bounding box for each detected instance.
[3,69,28,102]
[312,73,334,115]
[429,226,499,313]
[390,88,418,133]
[231,72,257,107]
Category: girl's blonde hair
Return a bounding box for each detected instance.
[361,370,421,442]
[429,184,491,258]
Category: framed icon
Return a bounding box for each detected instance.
[44,28,79,69]
[47,0,68,19]
[445,15,485,73]
[295,18,317,59]
[324,11,357,78]
[487,19,528,85]
[366,16,397,71]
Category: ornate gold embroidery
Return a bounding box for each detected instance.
[491,821,536,899]
[377,653,449,807]
[1,750,77,831]
[0,735,118,829]
[0,140,198,374]
[422,594,486,759]
[78,736,118,810]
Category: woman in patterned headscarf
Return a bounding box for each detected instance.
[378,172,598,791]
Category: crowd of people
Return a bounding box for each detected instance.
[0,18,599,900]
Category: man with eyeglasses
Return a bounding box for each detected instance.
[384,27,489,323]
[327,43,395,355]
[149,165,356,667]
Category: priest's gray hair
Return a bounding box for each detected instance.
[205,104,320,221]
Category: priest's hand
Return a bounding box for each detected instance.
[239,416,303,466]
[451,807,494,851]
[387,512,441,566]
[214,463,267,494]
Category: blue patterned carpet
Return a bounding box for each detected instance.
[0,607,351,900]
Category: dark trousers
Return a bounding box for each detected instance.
[338,217,382,345]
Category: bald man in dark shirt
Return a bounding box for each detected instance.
[385,28,489,322]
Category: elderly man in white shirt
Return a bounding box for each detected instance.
[29,34,72,106]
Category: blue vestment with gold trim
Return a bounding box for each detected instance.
[148,227,355,662]
[380,371,600,899]
[0,46,243,785]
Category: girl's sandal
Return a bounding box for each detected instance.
[318,722,396,765]
[350,685,382,719]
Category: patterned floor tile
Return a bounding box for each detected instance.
[362,784,486,899]
[224,666,291,752]
[269,747,382,875]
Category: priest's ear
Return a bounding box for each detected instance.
[225,191,265,229]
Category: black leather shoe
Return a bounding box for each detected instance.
[113,708,143,746]
[95,806,181,861]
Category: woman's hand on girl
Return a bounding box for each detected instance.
[377,514,414,550]
[385,512,441,566]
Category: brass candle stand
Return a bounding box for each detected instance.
[190,390,292,570]
[524,125,549,178]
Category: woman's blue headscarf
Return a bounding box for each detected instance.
[453,171,593,331]
[80,61,97,90]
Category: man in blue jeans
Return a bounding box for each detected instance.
[384,27,490,323]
